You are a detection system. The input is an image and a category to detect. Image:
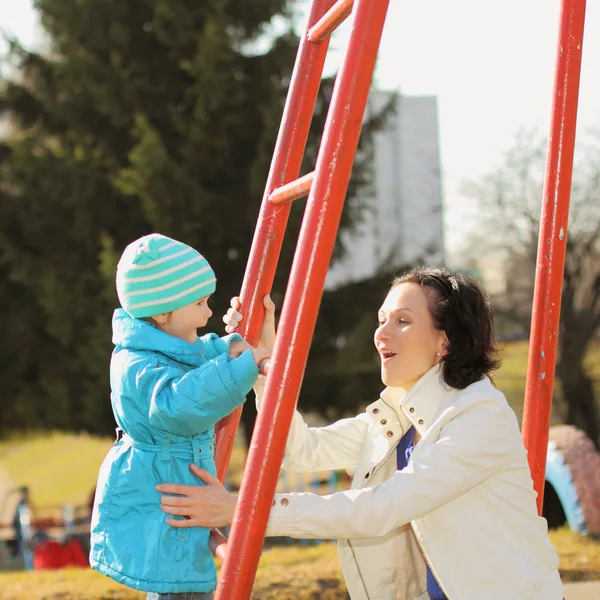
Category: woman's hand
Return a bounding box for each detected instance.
[223,295,276,351]
[251,347,272,375]
[156,464,237,529]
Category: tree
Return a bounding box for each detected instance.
[0,1,387,437]
[461,129,600,446]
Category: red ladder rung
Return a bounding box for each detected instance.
[268,171,315,205]
[212,0,333,492]
[307,0,354,43]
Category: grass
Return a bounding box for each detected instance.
[0,340,599,597]
[1,340,598,508]
[494,340,600,423]
[0,543,347,599]
[0,433,114,508]
[0,529,598,599]
[551,528,600,583]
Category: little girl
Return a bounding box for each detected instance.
[90,233,269,599]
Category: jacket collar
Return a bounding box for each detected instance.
[111,308,206,367]
[380,364,460,438]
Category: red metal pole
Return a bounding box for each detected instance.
[522,0,587,515]
[213,0,334,484]
[214,0,391,597]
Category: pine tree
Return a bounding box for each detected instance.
[0,0,388,437]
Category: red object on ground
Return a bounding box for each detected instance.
[33,537,89,570]
[522,0,588,515]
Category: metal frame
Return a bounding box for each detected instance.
[212,0,391,597]
[522,0,587,514]
[210,0,588,596]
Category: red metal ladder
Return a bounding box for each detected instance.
[212,0,588,597]
[211,0,391,597]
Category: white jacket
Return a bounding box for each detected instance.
[259,365,563,600]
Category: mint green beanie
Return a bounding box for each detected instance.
[116,234,217,319]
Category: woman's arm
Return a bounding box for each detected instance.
[254,375,370,473]
[225,295,369,473]
[265,399,514,539]
[158,399,513,539]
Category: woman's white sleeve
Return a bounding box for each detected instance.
[265,400,513,539]
[254,375,370,473]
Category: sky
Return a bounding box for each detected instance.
[2,0,600,253]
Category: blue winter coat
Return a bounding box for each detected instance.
[90,309,259,593]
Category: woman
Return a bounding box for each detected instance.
[157,267,563,600]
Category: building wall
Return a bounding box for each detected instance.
[326,91,444,288]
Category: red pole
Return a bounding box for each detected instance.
[522,0,587,515]
[213,0,334,484]
[214,0,391,597]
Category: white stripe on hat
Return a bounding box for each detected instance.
[122,255,205,282]
[125,265,213,296]
[125,247,195,270]
[158,240,179,252]
[127,278,217,310]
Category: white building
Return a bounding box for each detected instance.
[326,91,444,288]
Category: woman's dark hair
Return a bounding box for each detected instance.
[392,267,500,389]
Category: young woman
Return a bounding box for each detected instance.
[157,267,563,600]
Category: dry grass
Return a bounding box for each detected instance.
[0,544,347,600]
[1,341,600,597]
[0,432,250,508]
[494,340,600,423]
[0,529,598,599]
[551,528,600,582]
[0,433,114,507]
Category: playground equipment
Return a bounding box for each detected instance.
[0,488,90,571]
[207,0,592,598]
[212,1,393,595]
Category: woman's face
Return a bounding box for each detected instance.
[374,282,447,389]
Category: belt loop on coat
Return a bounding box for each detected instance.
[161,438,171,463]
[191,438,201,467]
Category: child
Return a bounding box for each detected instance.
[90,233,269,598]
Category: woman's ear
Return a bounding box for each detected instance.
[438,332,449,357]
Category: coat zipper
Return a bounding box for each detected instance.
[409,522,453,599]
[347,539,373,600]
[372,397,454,599]
[346,399,403,600]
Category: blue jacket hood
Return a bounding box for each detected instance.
[112,308,207,368]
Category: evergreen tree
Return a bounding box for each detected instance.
[0,0,390,437]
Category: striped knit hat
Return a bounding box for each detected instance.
[116,234,216,318]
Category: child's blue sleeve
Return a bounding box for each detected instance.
[199,333,244,360]
[140,350,258,436]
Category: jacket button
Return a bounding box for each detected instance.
[373,408,379,414]
[386,430,394,438]
[380,419,387,425]
[281,498,289,507]
[272,499,276,506]
[418,419,424,425]
[409,407,415,413]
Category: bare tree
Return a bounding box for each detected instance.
[461,129,600,446]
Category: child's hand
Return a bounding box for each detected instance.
[223,295,276,350]
[228,340,252,358]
